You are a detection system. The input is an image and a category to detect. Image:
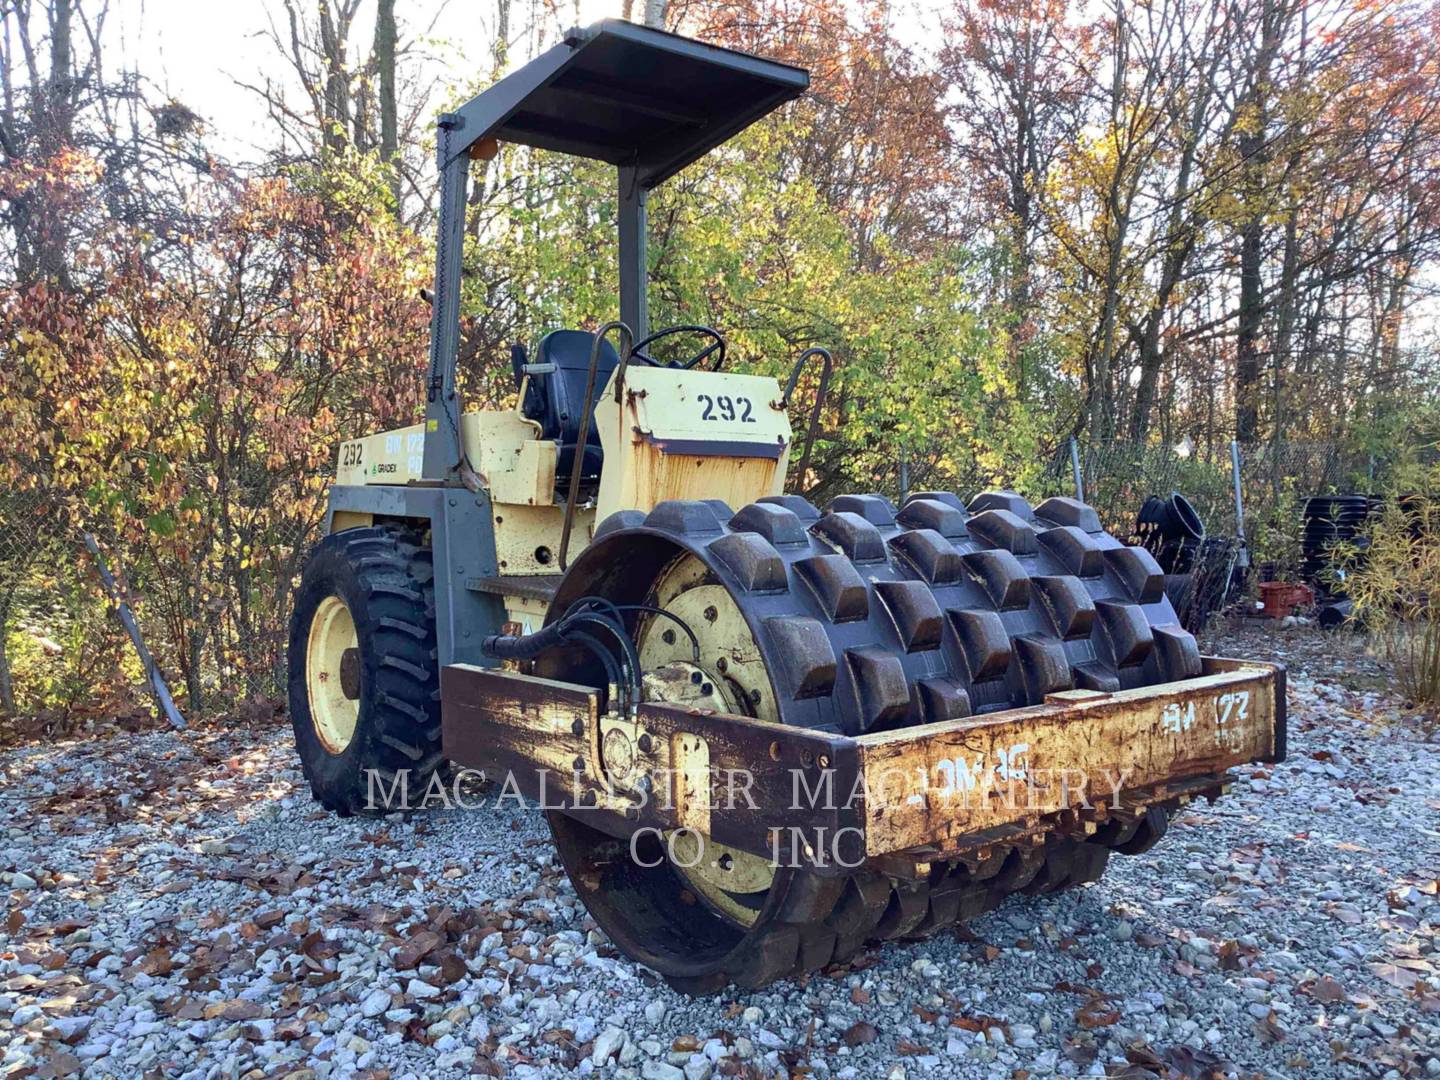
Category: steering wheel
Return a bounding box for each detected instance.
[628,324,727,371]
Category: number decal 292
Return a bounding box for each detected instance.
[341,442,364,468]
[698,394,756,423]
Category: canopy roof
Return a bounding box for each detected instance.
[448,19,810,188]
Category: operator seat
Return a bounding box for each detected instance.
[514,330,620,486]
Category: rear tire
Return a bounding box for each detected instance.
[288,525,443,815]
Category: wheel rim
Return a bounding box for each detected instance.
[636,553,777,928]
[306,595,360,754]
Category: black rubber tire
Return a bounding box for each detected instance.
[288,524,443,815]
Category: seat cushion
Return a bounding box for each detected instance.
[532,330,620,448]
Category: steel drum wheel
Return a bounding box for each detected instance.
[541,490,1194,992]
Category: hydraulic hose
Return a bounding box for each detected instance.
[480,596,645,713]
[480,622,568,660]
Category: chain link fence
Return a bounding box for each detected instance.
[1026,439,1389,631]
[0,485,324,731]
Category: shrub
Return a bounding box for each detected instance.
[1345,469,1440,712]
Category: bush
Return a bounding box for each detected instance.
[1345,471,1440,712]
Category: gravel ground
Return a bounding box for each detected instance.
[2,625,1438,1080]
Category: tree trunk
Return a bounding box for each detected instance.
[319,1,350,153]
[1270,207,1299,446]
[1234,202,1264,443]
[32,0,75,284]
[643,0,666,29]
[1234,1,1281,443]
[1091,233,1124,440]
[374,0,400,209]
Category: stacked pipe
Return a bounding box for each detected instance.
[1132,493,1206,574]
[1301,495,1373,598]
[1130,493,1218,630]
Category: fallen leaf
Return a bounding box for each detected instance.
[1370,961,1424,990]
[1076,1000,1120,1029]
[205,999,263,1021]
[850,986,870,1005]
[436,951,467,985]
[394,929,444,969]
[36,1050,82,1078]
[139,947,174,976]
[843,1021,878,1047]
[1254,1010,1287,1043]
[1162,1044,1234,1079]
[1309,976,1346,1003]
[952,1015,1009,1035]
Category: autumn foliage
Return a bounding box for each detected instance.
[1,146,430,719]
[3,0,1440,725]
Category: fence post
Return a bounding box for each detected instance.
[898,450,910,505]
[1230,440,1250,570]
[83,533,187,731]
[1069,436,1085,502]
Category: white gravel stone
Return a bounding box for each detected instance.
[360,989,391,1018]
[592,1026,625,1065]
[0,626,1434,1080]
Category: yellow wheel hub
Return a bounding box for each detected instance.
[306,595,361,754]
[636,554,778,928]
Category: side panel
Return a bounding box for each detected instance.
[336,424,426,486]
[492,503,595,575]
[439,658,1281,867]
[325,484,505,668]
[857,658,1282,855]
[629,451,781,514]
